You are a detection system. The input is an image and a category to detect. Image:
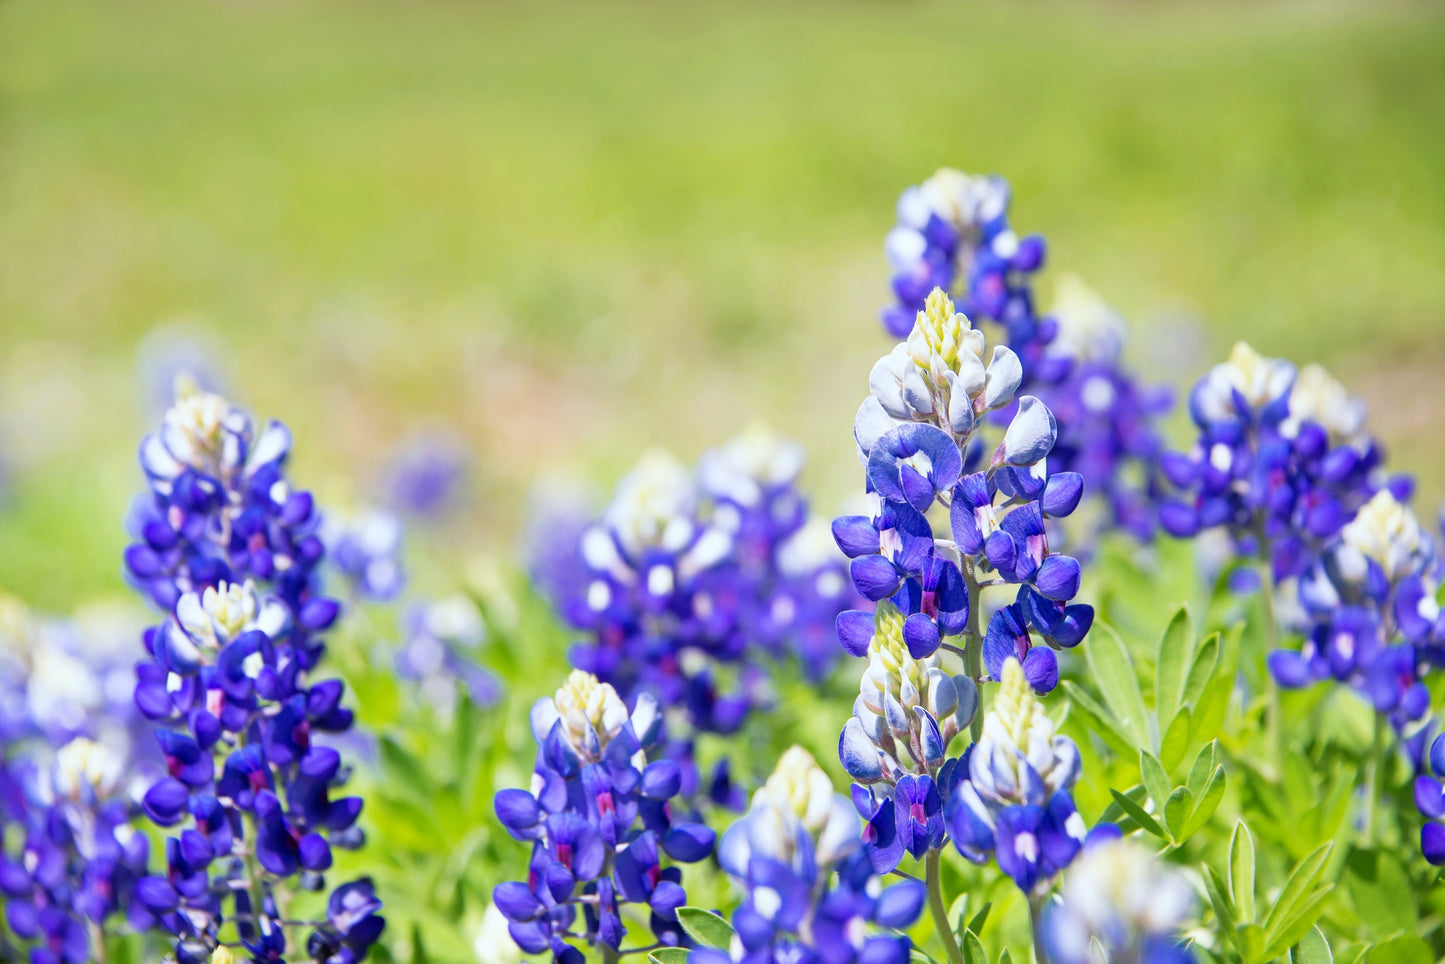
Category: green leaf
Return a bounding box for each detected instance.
[1262,842,1334,936]
[677,907,735,949]
[1182,631,1220,709]
[1263,886,1335,960]
[1159,705,1193,771]
[1109,788,1167,839]
[1164,786,1195,841]
[1180,766,1226,838]
[1238,923,1267,964]
[380,737,433,805]
[1086,623,1153,750]
[1362,936,1433,964]
[1139,751,1172,809]
[1205,865,1239,942]
[1187,741,1218,797]
[963,929,988,964]
[1229,822,1256,922]
[1061,681,1136,757]
[650,951,692,964]
[998,950,1013,964]
[967,902,992,937]
[1291,926,1332,964]
[1155,605,1194,730]
[1344,849,1418,937]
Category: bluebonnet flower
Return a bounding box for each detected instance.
[394,594,500,716]
[123,379,330,625]
[698,746,925,964]
[837,289,1092,696]
[493,671,714,960]
[382,430,469,519]
[1159,344,1403,584]
[123,383,384,963]
[836,601,977,871]
[1035,277,1173,541]
[326,509,406,603]
[1269,490,1441,728]
[534,436,853,801]
[0,595,152,759]
[881,170,1048,375]
[945,658,1090,893]
[1413,731,1445,865]
[1043,835,1196,964]
[697,426,858,681]
[0,738,155,964]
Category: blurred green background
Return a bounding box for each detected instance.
[2,0,1444,611]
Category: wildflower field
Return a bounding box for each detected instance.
[2,2,1445,963]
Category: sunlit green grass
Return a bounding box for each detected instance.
[1,0,1443,608]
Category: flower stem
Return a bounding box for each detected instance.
[963,563,984,743]
[925,850,966,964]
[1028,893,1050,964]
[1256,554,1284,780]
[1363,710,1387,847]
[603,944,621,964]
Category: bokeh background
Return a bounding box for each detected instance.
[2,0,1443,608]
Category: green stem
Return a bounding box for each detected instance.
[963,563,984,743]
[603,946,621,964]
[1257,554,1284,779]
[925,850,966,964]
[1028,894,1050,964]
[1363,710,1387,847]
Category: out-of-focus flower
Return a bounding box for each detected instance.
[1044,836,1196,964]
[327,509,406,602]
[474,902,524,964]
[382,430,471,520]
[395,594,499,716]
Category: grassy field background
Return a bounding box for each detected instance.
[2,0,1443,611]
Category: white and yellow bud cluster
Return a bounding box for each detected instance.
[1341,489,1428,583]
[52,737,123,803]
[164,377,236,474]
[1047,275,1127,366]
[602,449,698,558]
[908,289,987,389]
[861,603,942,718]
[747,746,859,871]
[1285,363,1367,444]
[971,657,1078,803]
[553,669,629,754]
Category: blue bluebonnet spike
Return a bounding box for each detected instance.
[122,381,383,962]
[494,672,713,959]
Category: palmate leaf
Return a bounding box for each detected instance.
[1179,765,1225,838]
[1262,842,1334,937]
[1086,623,1153,751]
[1263,886,1336,961]
[677,907,735,949]
[1159,705,1193,770]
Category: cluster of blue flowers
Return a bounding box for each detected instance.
[839,287,1093,696]
[531,430,855,800]
[492,670,715,960]
[699,745,924,964]
[1159,344,1406,583]
[0,739,154,964]
[122,381,384,963]
[392,594,500,716]
[881,170,1171,538]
